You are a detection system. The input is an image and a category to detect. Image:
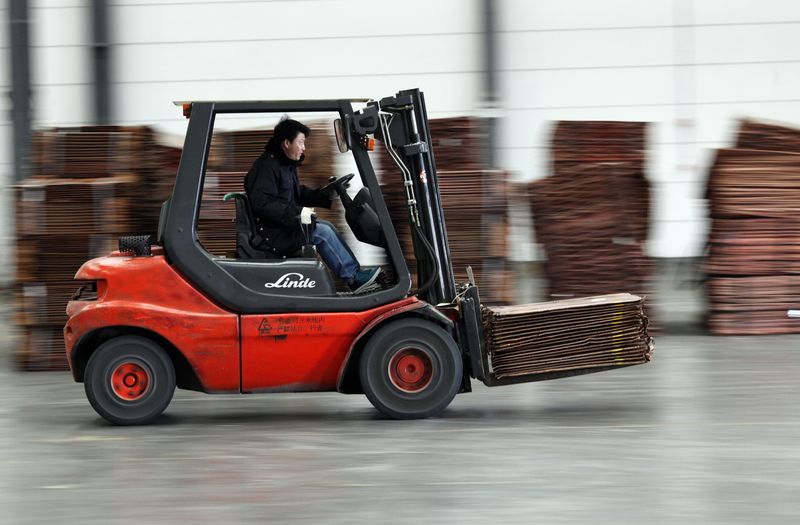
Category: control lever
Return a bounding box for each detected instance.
[301,221,316,258]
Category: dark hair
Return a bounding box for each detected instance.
[270,118,310,148]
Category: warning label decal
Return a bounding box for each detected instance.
[258,316,325,337]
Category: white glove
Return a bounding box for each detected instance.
[300,207,315,225]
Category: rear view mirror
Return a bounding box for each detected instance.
[334,118,350,153]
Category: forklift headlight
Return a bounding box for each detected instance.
[71,280,104,301]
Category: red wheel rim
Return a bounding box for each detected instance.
[110,362,150,401]
[388,348,433,393]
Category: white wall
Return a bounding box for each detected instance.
[498,0,800,258]
[2,0,800,283]
[108,0,481,135]
[0,5,12,286]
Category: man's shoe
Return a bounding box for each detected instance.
[350,267,382,293]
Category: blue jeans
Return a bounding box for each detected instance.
[311,220,359,282]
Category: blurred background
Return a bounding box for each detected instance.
[6,0,800,367]
[3,2,800,523]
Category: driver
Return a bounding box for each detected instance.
[244,117,382,293]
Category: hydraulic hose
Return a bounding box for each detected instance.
[412,222,440,297]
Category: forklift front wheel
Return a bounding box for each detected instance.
[84,336,176,425]
[359,318,462,419]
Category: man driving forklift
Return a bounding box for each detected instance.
[244,117,382,293]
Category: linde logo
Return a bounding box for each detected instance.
[264,273,316,289]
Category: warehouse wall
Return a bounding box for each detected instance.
[499,0,800,258]
[2,0,800,284]
[0,6,14,287]
[108,0,481,135]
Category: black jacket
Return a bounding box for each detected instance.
[244,147,331,256]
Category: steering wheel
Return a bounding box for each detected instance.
[318,173,355,196]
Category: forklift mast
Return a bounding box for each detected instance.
[370,89,458,305]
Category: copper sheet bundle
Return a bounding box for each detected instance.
[706,119,800,334]
[381,168,515,304]
[29,126,177,235]
[543,241,652,298]
[378,117,487,175]
[437,169,514,304]
[708,276,800,313]
[208,128,272,172]
[16,126,178,370]
[529,128,652,303]
[30,126,154,177]
[15,326,71,371]
[483,293,653,379]
[14,176,138,370]
[377,116,512,303]
[530,163,649,246]
[706,219,800,275]
[552,121,647,170]
[427,117,488,171]
[16,235,116,283]
[14,281,93,326]
[196,171,245,256]
[735,118,800,152]
[16,174,138,236]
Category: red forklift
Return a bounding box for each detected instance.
[64,89,652,425]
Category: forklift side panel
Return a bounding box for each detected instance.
[65,255,240,392]
[216,258,336,297]
[241,297,419,392]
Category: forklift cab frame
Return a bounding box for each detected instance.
[161,91,455,313]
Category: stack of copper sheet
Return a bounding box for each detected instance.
[707,276,800,334]
[201,122,340,255]
[706,218,800,275]
[529,121,652,302]
[30,126,177,235]
[15,232,117,283]
[197,171,245,256]
[15,126,176,370]
[31,127,148,177]
[378,117,488,173]
[706,119,800,334]
[735,118,800,151]
[483,293,653,379]
[427,117,488,171]
[379,117,514,304]
[381,169,514,304]
[15,174,138,236]
[14,175,140,365]
[438,169,514,304]
[552,121,647,169]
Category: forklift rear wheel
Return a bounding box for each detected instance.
[359,318,462,419]
[84,336,176,425]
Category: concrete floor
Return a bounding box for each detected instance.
[2,265,800,524]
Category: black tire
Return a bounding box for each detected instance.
[359,318,463,419]
[84,335,176,425]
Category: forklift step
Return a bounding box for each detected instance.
[335,283,382,297]
[482,293,653,382]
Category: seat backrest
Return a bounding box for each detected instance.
[223,192,269,259]
[156,197,171,245]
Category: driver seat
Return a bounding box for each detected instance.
[223,192,313,260]
[223,192,272,259]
